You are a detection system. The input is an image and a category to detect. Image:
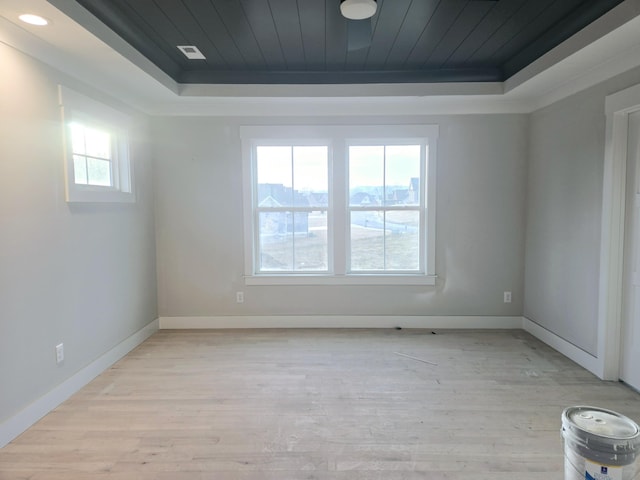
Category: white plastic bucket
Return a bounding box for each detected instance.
[562,406,640,480]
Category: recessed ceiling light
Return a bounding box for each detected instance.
[19,14,49,26]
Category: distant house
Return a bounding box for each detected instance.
[350,191,379,206]
[257,183,290,205]
[257,183,312,208]
[350,181,419,206]
[388,188,409,204]
[408,177,419,204]
[257,184,309,237]
[258,195,282,208]
[306,192,329,207]
[385,178,420,205]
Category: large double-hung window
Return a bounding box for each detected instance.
[241,125,437,285]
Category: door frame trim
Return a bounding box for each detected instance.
[599,84,640,380]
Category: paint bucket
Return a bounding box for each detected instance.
[562,406,640,480]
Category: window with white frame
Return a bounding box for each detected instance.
[255,144,329,273]
[58,86,135,203]
[241,125,437,285]
[348,143,423,272]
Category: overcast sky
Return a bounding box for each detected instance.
[257,145,424,192]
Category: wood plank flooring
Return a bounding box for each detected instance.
[1,329,639,479]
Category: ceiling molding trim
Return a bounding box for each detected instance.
[47,0,178,94]
[177,82,504,98]
[0,14,168,113]
[505,0,640,94]
[502,0,630,79]
[0,16,69,69]
[528,37,640,112]
[145,95,532,117]
[177,68,504,86]
[506,9,640,112]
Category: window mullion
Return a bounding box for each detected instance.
[383,210,387,271]
[383,146,387,271]
[333,141,347,275]
[110,137,117,189]
[254,206,261,274]
[420,144,426,273]
[290,148,296,271]
[83,132,89,184]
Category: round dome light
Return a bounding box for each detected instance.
[340,0,377,20]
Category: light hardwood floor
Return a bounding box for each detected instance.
[1,329,639,480]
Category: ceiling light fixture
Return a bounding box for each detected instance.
[18,14,49,26]
[340,0,377,20]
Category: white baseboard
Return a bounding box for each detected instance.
[0,315,606,449]
[159,315,523,330]
[522,317,602,377]
[0,319,159,449]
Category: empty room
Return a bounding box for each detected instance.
[2,0,640,478]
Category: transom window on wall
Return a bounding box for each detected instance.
[58,85,135,203]
[241,125,437,286]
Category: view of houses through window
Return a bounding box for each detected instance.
[254,141,426,274]
[349,144,422,271]
[256,145,329,272]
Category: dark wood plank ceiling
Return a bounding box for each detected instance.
[69,0,625,84]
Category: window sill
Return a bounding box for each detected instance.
[65,186,135,203]
[243,274,437,286]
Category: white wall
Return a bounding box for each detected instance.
[525,66,640,356]
[153,114,528,321]
[0,43,157,428]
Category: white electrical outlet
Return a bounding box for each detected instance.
[236,291,244,303]
[55,343,64,364]
[504,291,512,303]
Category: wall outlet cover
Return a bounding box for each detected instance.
[55,343,64,364]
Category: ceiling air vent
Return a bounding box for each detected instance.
[177,45,206,60]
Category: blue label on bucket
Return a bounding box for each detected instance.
[585,460,622,480]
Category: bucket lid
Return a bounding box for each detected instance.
[563,406,639,440]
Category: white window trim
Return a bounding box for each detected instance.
[58,85,135,203]
[244,274,436,286]
[240,124,438,286]
[344,137,428,275]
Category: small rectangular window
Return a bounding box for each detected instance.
[70,123,113,186]
[58,86,135,203]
